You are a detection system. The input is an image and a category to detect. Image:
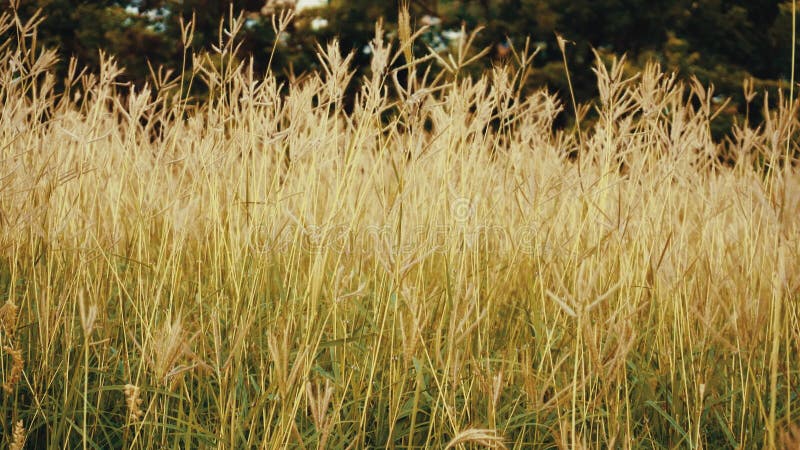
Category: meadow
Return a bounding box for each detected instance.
[1,6,799,449]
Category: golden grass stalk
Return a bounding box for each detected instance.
[124,384,145,423]
[2,345,23,394]
[445,428,506,449]
[9,420,25,450]
[0,301,18,339]
[398,1,413,66]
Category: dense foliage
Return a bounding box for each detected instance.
[7,1,799,110]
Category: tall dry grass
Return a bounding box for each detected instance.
[1,4,799,449]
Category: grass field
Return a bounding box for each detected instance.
[1,6,799,449]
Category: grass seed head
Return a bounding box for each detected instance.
[9,420,25,450]
[445,428,506,449]
[124,384,145,423]
[2,345,23,394]
[0,301,19,339]
[398,1,413,65]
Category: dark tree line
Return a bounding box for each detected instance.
[4,0,799,131]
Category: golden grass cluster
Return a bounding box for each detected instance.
[1,5,799,449]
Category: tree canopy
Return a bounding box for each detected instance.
[5,0,799,133]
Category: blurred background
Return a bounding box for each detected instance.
[5,0,800,136]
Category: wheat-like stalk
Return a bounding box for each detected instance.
[123,384,144,423]
[2,345,23,394]
[398,1,413,66]
[9,420,25,450]
[445,428,506,449]
[0,301,18,340]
